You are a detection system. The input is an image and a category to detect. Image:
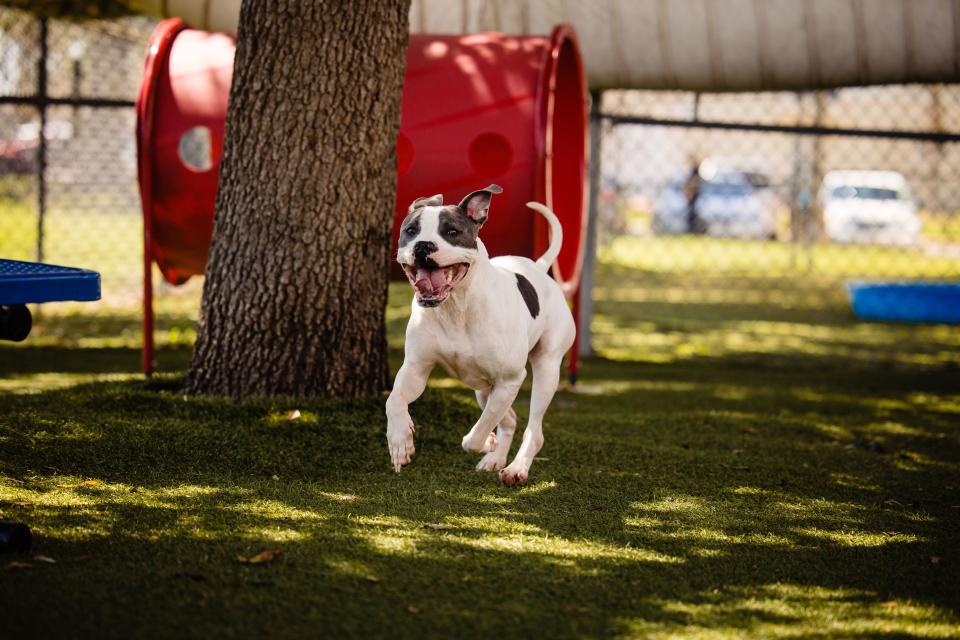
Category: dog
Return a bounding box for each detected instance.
[385,184,576,485]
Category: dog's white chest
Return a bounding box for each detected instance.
[433,332,504,390]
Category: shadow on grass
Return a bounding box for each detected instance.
[1,356,958,637]
[0,345,192,376]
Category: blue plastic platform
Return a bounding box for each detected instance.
[846,281,960,324]
[0,258,101,305]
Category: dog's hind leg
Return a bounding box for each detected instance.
[461,373,525,454]
[475,389,517,472]
[499,349,562,486]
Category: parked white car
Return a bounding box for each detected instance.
[652,170,779,240]
[819,171,921,245]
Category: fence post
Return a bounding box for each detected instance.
[578,90,602,358]
[36,15,48,264]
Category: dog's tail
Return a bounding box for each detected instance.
[527,202,563,273]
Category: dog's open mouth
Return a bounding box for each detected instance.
[402,263,469,307]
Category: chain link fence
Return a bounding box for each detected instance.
[1,7,958,368]
[590,87,960,365]
[0,9,201,351]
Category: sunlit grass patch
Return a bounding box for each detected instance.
[623,584,960,639]
[592,235,960,366]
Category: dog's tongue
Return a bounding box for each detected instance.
[414,268,447,296]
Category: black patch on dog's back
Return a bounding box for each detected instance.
[438,206,479,249]
[515,274,540,318]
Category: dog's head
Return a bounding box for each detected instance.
[397,184,502,307]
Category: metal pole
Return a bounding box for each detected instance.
[807,90,828,272]
[36,16,48,264]
[578,90,602,358]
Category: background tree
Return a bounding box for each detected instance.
[185,0,410,397]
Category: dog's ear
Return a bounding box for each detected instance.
[458,184,502,225]
[408,194,443,214]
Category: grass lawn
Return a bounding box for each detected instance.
[1,236,959,637]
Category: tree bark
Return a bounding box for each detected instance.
[185,0,410,398]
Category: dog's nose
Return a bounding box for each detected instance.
[413,241,437,260]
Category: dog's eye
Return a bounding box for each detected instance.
[446,229,458,237]
[405,227,417,236]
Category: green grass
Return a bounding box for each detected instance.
[1,232,959,637]
[919,210,960,243]
[593,237,960,367]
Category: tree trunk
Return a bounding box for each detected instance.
[185,0,410,398]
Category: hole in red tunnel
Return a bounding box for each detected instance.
[177,125,213,172]
[468,132,513,177]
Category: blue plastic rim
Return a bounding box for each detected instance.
[0,258,101,305]
[846,281,960,325]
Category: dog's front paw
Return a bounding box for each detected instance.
[499,464,528,486]
[387,420,416,472]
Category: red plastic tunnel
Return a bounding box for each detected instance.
[136,19,588,374]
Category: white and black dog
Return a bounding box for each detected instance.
[385,184,575,485]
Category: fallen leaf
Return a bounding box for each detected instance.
[238,548,283,564]
[883,531,898,537]
[83,479,103,487]
[732,448,745,455]
[33,555,56,564]
[741,426,758,434]
[930,556,943,566]
[563,605,590,614]
[406,605,419,614]
[365,575,381,583]
[271,475,280,481]
[286,410,301,421]
[338,494,358,502]
[880,601,898,608]
[423,523,454,531]
[6,561,32,570]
